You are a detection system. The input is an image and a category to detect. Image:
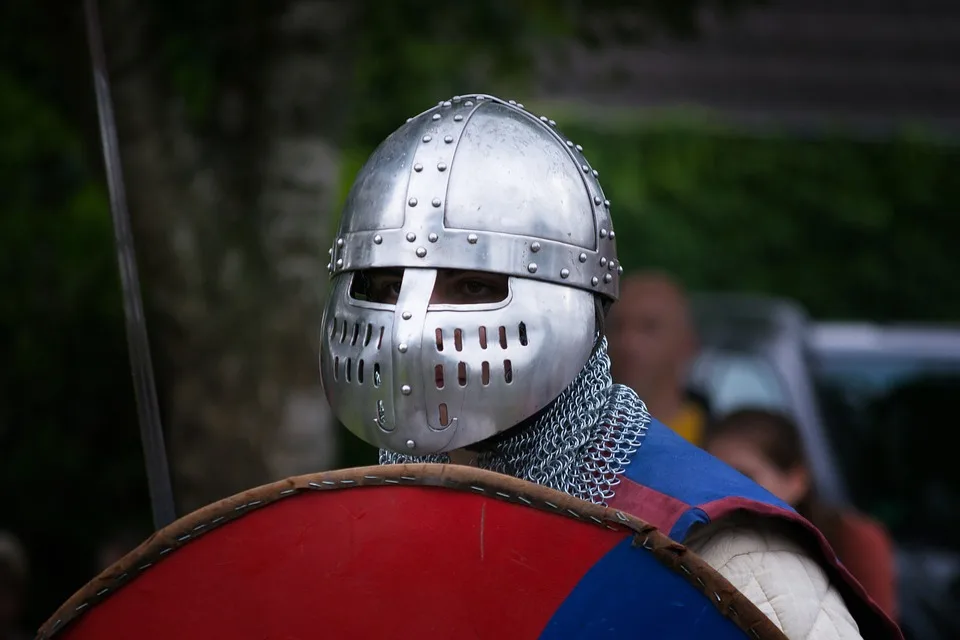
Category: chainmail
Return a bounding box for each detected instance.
[379,337,650,505]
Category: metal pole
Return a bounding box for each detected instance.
[83,0,177,529]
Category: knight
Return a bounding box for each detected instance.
[320,95,900,639]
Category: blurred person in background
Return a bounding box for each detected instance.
[704,408,898,621]
[0,531,29,640]
[607,271,708,445]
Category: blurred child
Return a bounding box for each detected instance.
[704,408,898,621]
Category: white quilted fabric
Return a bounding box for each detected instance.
[685,516,863,640]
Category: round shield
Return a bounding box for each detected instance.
[37,465,784,639]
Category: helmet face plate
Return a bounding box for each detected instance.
[321,269,596,456]
[322,94,622,454]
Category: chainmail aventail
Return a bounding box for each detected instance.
[379,337,650,505]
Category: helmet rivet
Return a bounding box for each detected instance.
[402,311,412,320]
[531,242,541,253]
[618,265,624,274]
[609,231,616,239]
[591,276,599,287]
[437,162,447,171]
[600,257,608,267]
[579,253,587,263]
[406,118,413,123]
[608,261,616,271]
[593,169,599,177]
[328,248,333,255]
[398,343,408,353]
[373,234,383,244]
[416,247,427,258]
[508,99,517,105]
[599,229,608,238]
[408,197,418,207]
[453,115,463,122]
[527,263,538,274]
[337,238,344,247]
[548,119,556,127]
[336,258,343,268]
[428,233,439,242]
[444,135,454,143]
[581,164,589,172]
[326,262,332,271]
[517,103,524,109]
[604,273,613,284]
[432,198,442,207]
[401,384,412,395]
[432,113,441,121]
[414,163,423,172]
[560,268,570,279]
[406,439,416,449]
[576,144,583,152]
[604,199,611,207]
[406,232,416,242]
[565,139,573,146]
[453,95,461,102]
[422,135,432,143]
[467,233,479,244]
[465,101,474,107]
[443,100,452,107]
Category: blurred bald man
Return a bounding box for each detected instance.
[607,271,706,445]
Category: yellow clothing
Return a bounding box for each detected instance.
[668,402,707,446]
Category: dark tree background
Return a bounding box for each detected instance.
[3,0,958,631]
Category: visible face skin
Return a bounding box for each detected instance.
[606,273,697,401]
[359,268,509,306]
[706,435,810,506]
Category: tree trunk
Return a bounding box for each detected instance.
[104,0,356,513]
[256,0,360,487]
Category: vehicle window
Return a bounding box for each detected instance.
[690,350,790,416]
[812,354,960,549]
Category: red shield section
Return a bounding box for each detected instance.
[37,465,784,640]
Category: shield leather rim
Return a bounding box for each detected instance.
[37,464,787,640]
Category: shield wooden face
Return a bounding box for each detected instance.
[38,465,782,640]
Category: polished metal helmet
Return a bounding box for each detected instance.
[320,94,622,456]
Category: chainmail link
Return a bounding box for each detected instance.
[379,337,650,505]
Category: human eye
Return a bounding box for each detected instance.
[366,273,403,304]
[453,273,507,303]
[377,279,402,302]
[462,279,492,296]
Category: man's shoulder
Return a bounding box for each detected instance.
[687,517,866,640]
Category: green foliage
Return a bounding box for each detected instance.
[554,114,960,321]
[0,70,150,625]
[334,98,960,323]
[344,0,764,150]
